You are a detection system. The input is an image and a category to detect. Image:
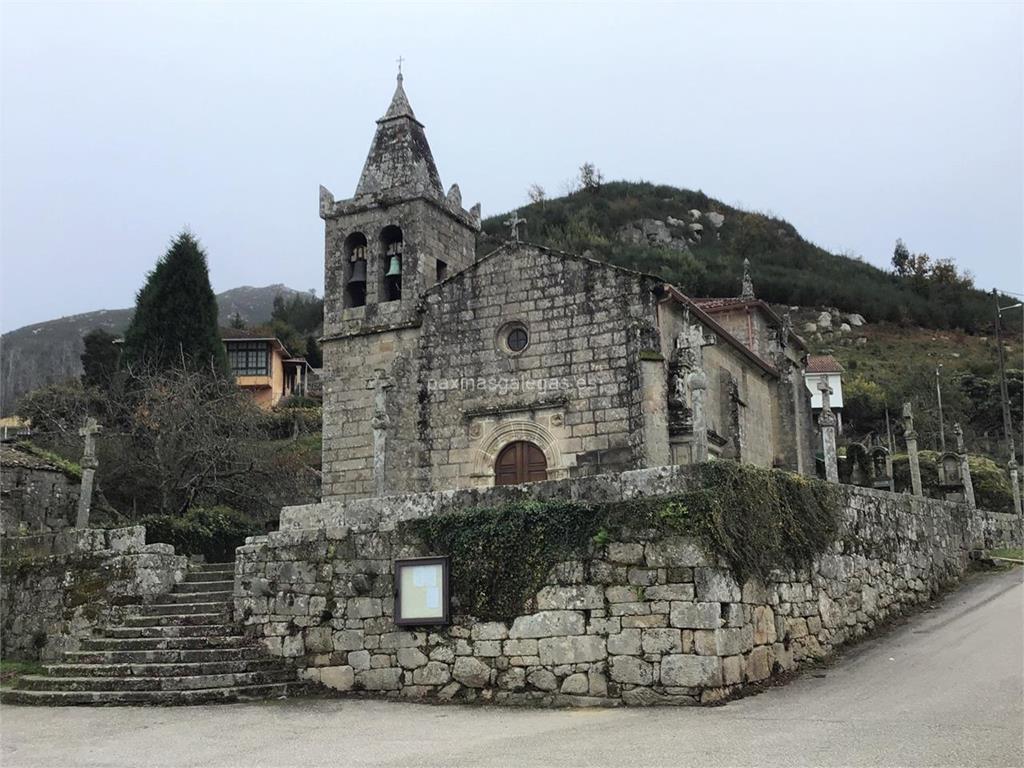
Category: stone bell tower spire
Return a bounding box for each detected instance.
[354,72,445,201]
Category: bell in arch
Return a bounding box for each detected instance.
[348,259,367,284]
[385,255,402,278]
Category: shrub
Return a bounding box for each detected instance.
[140,506,260,562]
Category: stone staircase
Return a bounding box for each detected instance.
[2,563,303,705]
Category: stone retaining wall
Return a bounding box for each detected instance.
[234,467,1018,706]
[0,527,187,660]
[0,447,79,535]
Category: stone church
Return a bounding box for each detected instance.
[318,75,816,501]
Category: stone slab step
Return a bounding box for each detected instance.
[124,613,225,627]
[63,646,265,665]
[44,658,284,678]
[190,565,234,576]
[165,590,233,604]
[1,682,300,706]
[17,669,295,692]
[177,579,234,592]
[103,625,242,639]
[183,571,234,582]
[139,601,228,616]
[80,636,251,652]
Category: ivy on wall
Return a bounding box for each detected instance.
[404,462,841,621]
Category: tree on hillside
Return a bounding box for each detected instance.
[229,312,246,329]
[304,335,322,368]
[122,231,226,373]
[527,183,546,205]
[271,291,323,334]
[80,328,121,389]
[578,162,604,192]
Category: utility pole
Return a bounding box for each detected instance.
[994,291,1015,460]
[935,364,945,452]
[994,289,1023,527]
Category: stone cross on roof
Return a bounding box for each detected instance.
[504,210,526,243]
[396,55,404,75]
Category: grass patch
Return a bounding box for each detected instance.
[13,441,82,480]
[988,548,1023,562]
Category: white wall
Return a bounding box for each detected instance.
[805,372,843,410]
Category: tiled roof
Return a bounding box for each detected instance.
[806,354,844,374]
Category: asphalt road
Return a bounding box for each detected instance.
[2,568,1021,768]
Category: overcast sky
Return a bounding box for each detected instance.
[2,1,1021,331]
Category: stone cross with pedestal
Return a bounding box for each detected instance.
[75,417,102,528]
[902,403,923,497]
[817,378,839,484]
[952,423,976,509]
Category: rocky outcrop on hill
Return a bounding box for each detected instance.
[616,209,726,251]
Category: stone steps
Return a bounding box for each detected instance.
[2,683,299,706]
[4,561,301,706]
[43,658,286,678]
[64,644,266,665]
[178,579,234,593]
[124,612,226,627]
[79,635,252,651]
[139,601,230,616]
[103,624,242,639]
[17,668,296,692]
[164,589,234,603]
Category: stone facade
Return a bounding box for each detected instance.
[319,77,816,502]
[1,445,79,535]
[0,526,186,660]
[234,466,1016,706]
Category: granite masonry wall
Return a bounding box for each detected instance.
[234,466,1018,706]
[1,447,79,535]
[0,526,186,660]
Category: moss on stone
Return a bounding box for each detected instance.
[405,462,841,621]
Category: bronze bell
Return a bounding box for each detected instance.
[385,255,402,278]
[348,259,367,284]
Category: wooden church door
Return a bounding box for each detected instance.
[494,441,548,485]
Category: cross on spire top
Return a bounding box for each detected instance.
[396,56,405,77]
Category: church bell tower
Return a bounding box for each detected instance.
[319,73,481,339]
[317,73,480,500]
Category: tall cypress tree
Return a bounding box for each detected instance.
[80,328,121,388]
[123,231,226,373]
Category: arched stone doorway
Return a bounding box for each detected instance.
[494,441,548,485]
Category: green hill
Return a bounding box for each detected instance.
[479,181,1013,333]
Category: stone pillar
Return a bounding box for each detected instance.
[639,357,671,467]
[903,403,923,497]
[371,374,392,497]
[953,424,976,509]
[75,417,102,528]
[1010,459,1023,519]
[817,378,839,484]
[688,370,709,463]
